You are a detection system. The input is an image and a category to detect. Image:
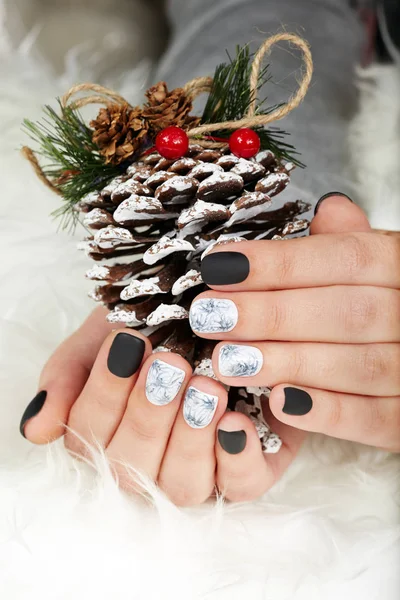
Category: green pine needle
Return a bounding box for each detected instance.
[23,101,121,230]
[201,45,304,166]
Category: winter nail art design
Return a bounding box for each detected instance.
[189,298,238,333]
[201,251,250,285]
[20,390,47,438]
[183,386,218,429]
[219,344,263,377]
[145,359,185,406]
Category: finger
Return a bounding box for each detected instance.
[106,352,192,490]
[215,411,272,501]
[158,376,228,507]
[269,385,400,452]
[191,286,400,344]
[311,193,372,234]
[21,307,122,444]
[216,409,305,502]
[65,330,151,456]
[211,341,400,397]
[200,232,400,291]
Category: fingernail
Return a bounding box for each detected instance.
[201,252,250,285]
[314,192,353,215]
[189,298,238,333]
[282,387,313,415]
[107,333,145,378]
[145,359,185,406]
[183,386,218,429]
[218,344,263,378]
[20,390,47,438]
[218,429,247,454]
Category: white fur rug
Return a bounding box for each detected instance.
[0,1,399,598]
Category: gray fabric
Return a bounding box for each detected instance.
[155,0,365,207]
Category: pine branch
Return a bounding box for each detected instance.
[23,102,121,230]
[201,45,304,167]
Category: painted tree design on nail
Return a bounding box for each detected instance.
[219,344,263,377]
[183,386,218,428]
[189,298,238,333]
[145,359,185,406]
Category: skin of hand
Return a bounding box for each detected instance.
[19,194,399,505]
[193,194,400,458]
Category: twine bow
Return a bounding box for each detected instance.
[22,32,313,186]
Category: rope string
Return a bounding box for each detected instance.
[61,83,131,110]
[21,147,63,195]
[187,33,313,136]
[182,76,213,101]
[23,33,313,180]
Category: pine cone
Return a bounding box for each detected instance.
[91,104,148,165]
[143,82,200,133]
[78,146,311,453]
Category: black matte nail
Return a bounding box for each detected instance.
[20,390,47,438]
[107,333,145,378]
[314,192,353,216]
[282,387,313,416]
[218,429,247,454]
[201,252,250,285]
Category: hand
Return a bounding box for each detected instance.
[191,194,400,453]
[21,309,302,504]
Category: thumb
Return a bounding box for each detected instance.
[310,192,372,234]
[20,307,122,444]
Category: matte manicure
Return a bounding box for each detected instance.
[20,390,47,437]
[282,387,313,416]
[201,252,250,285]
[218,429,247,455]
[107,333,145,378]
[314,192,353,215]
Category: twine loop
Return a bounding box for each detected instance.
[22,32,313,180]
[59,32,313,136]
[186,32,313,139]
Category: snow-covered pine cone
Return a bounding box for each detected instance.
[78,144,311,453]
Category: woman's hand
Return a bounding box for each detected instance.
[191,194,400,453]
[20,313,231,504]
[21,308,301,505]
[21,193,398,506]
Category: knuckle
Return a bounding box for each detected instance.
[327,394,343,430]
[342,289,378,336]
[267,300,286,337]
[122,413,160,443]
[341,234,372,278]
[362,398,389,442]
[392,345,400,392]
[288,347,308,379]
[159,479,210,507]
[178,444,209,464]
[275,246,295,286]
[382,401,400,452]
[359,346,390,386]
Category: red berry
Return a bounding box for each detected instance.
[155,126,189,159]
[229,128,261,159]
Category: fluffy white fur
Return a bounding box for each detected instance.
[0,1,399,598]
[349,65,400,230]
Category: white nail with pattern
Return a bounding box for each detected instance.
[145,359,185,406]
[189,298,238,333]
[218,344,263,378]
[183,386,218,429]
